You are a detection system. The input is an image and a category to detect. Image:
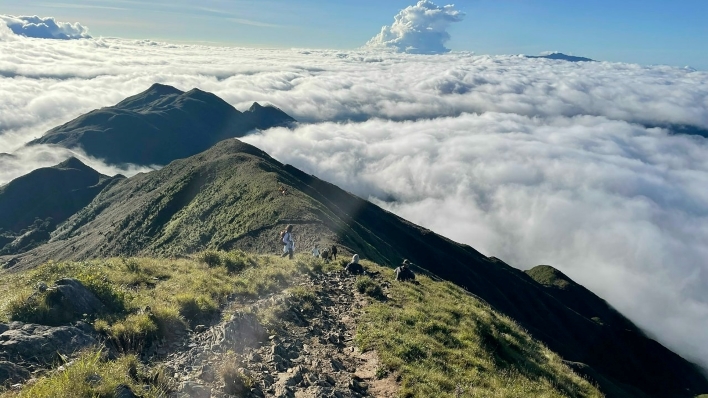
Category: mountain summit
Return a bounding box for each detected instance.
[27,84,295,166]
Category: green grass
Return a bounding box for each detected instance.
[1,349,168,398]
[355,264,603,398]
[0,252,330,351]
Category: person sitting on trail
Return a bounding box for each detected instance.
[395,259,416,282]
[280,224,295,259]
[345,254,365,275]
[312,244,320,257]
[320,248,330,263]
[331,245,338,260]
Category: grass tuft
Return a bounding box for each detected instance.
[355,276,386,300]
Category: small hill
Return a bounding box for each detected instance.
[0,157,122,255]
[3,138,706,397]
[26,84,296,166]
[527,52,596,62]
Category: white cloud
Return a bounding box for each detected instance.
[0,15,91,40]
[364,1,465,54]
[0,145,156,187]
[1,36,708,369]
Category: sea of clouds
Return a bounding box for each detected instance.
[1,18,708,368]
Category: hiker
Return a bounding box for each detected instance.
[331,245,338,260]
[312,244,320,257]
[280,225,295,259]
[395,259,416,282]
[321,248,330,263]
[345,254,364,275]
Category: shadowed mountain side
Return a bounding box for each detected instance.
[526,265,639,332]
[26,83,295,166]
[0,157,122,255]
[2,139,707,397]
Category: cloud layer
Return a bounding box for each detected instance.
[1,34,708,368]
[364,1,465,54]
[0,15,91,40]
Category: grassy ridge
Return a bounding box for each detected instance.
[355,263,603,398]
[1,253,601,397]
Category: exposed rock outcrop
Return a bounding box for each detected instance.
[0,321,97,385]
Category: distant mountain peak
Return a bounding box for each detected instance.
[244,102,296,128]
[526,52,595,63]
[147,83,184,95]
[55,156,91,171]
[26,85,297,166]
[248,102,265,111]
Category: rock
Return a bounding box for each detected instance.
[47,278,106,318]
[180,380,211,398]
[330,358,344,372]
[85,373,102,385]
[36,282,48,292]
[271,343,288,358]
[114,384,139,398]
[349,377,368,394]
[194,325,207,333]
[248,351,262,363]
[0,322,97,364]
[0,361,30,385]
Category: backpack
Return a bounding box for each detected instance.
[279,230,287,245]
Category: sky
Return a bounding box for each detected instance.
[1,0,708,373]
[0,0,707,68]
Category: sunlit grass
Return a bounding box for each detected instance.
[355,264,603,398]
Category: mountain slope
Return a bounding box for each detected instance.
[0,157,122,255]
[26,84,295,166]
[3,138,707,397]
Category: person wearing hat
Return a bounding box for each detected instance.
[395,259,416,281]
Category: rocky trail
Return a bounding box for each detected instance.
[159,269,398,398]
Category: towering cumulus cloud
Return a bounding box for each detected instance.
[0,15,91,40]
[365,1,464,54]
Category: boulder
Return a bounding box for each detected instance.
[0,361,30,386]
[0,322,97,364]
[46,278,105,318]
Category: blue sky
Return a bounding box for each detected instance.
[1,0,707,68]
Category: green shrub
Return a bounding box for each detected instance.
[105,313,159,353]
[197,250,222,267]
[8,349,167,398]
[7,291,57,325]
[175,294,217,326]
[355,276,385,300]
[150,305,187,340]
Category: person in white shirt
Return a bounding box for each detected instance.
[281,224,295,259]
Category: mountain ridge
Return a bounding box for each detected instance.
[2,137,706,397]
[26,84,296,166]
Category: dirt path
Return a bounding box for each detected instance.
[160,269,398,398]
